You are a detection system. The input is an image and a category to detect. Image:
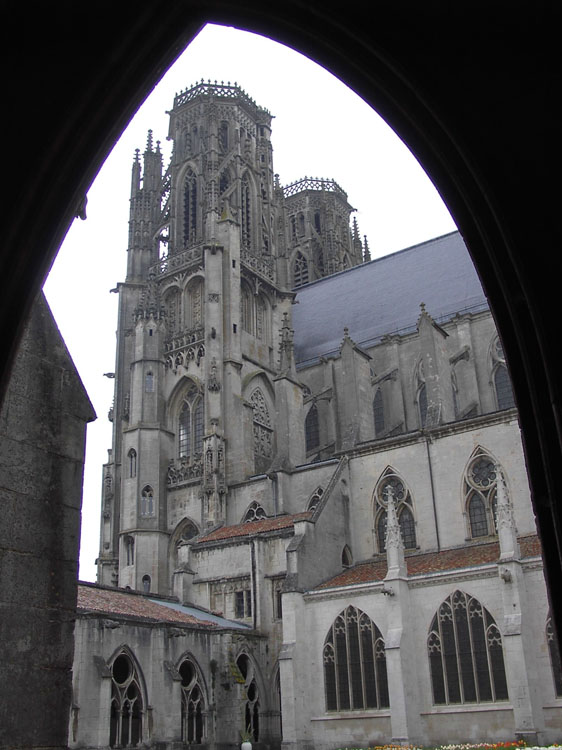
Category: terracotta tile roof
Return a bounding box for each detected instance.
[197,512,313,543]
[77,584,217,627]
[316,534,542,590]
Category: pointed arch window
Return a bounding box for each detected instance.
[241,174,252,251]
[109,651,143,748]
[428,590,508,704]
[140,485,154,517]
[307,486,324,513]
[374,469,417,552]
[250,388,273,474]
[305,403,320,453]
[546,615,562,697]
[128,448,137,478]
[241,283,253,334]
[323,605,389,712]
[293,252,309,288]
[236,654,260,741]
[244,501,267,523]
[373,388,384,436]
[183,169,198,247]
[185,278,204,331]
[464,448,499,538]
[179,658,206,744]
[178,384,204,462]
[494,364,515,410]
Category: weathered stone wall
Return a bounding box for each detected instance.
[0,293,94,750]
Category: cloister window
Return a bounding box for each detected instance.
[547,615,562,697]
[323,605,389,711]
[428,590,508,704]
[293,252,309,288]
[236,654,260,740]
[464,448,500,538]
[374,468,417,552]
[140,485,154,517]
[250,388,273,474]
[373,388,384,436]
[183,169,198,246]
[109,651,143,748]
[178,384,204,461]
[305,403,320,453]
[179,658,206,744]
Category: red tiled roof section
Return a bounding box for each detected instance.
[77,585,216,627]
[197,512,313,542]
[316,534,542,590]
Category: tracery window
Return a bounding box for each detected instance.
[323,605,389,712]
[546,615,562,697]
[293,252,309,288]
[307,486,324,512]
[373,468,417,552]
[244,501,267,522]
[250,388,273,474]
[464,448,500,538]
[140,485,154,517]
[109,651,143,748]
[179,658,206,744]
[373,388,384,436]
[183,169,198,247]
[305,403,320,453]
[178,383,204,462]
[236,654,260,741]
[428,590,508,704]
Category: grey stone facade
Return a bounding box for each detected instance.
[70,83,560,749]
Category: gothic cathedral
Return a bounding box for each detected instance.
[70,82,561,750]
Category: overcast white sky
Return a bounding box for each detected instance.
[43,24,456,582]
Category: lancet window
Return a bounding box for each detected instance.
[178,383,204,462]
[374,469,417,552]
[428,590,508,704]
[464,448,500,539]
[109,651,143,748]
[373,388,384,436]
[128,448,137,478]
[179,658,206,744]
[546,615,562,697]
[323,605,389,712]
[250,388,273,474]
[236,654,260,741]
[241,174,252,251]
[491,338,515,411]
[305,403,320,453]
[183,169,198,247]
[293,252,309,288]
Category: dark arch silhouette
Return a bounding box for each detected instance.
[1,4,559,748]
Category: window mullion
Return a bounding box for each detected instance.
[467,598,480,702]
[438,610,450,705]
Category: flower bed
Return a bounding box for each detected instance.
[337,743,562,750]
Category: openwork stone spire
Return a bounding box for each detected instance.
[495,466,520,561]
[384,485,406,577]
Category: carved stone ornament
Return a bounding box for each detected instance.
[207,357,221,391]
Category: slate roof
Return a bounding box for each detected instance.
[77,583,225,628]
[315,534,541,590]
[293,231,489,366]
[197,512,312,543]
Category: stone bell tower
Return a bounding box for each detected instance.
[97,81,302,594]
